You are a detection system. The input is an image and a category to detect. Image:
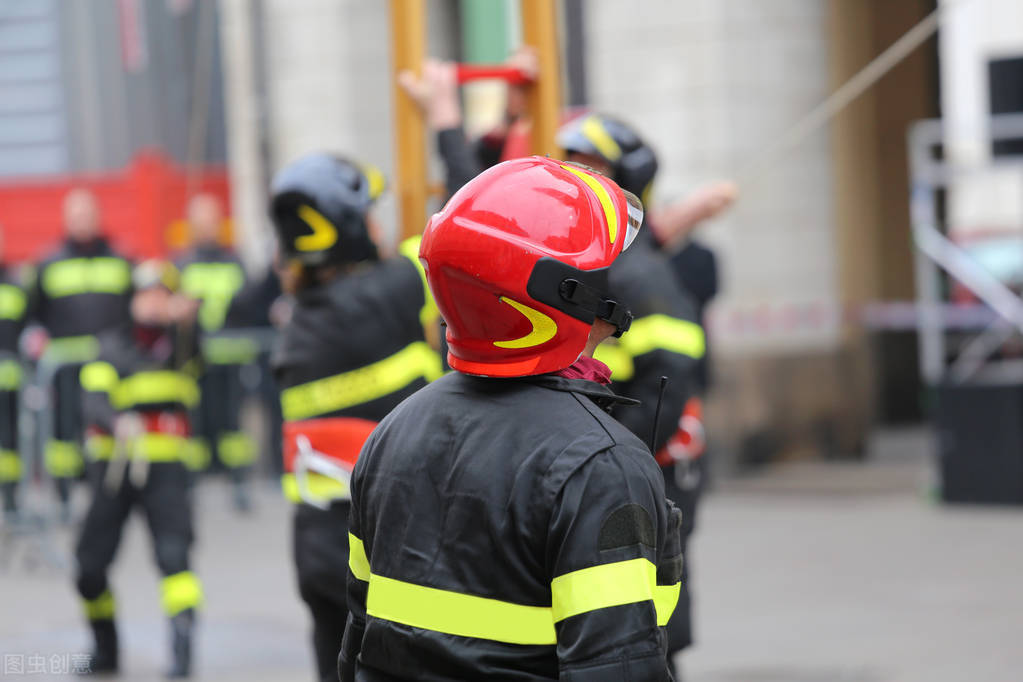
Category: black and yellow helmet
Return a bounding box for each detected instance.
[269,153,386,267]
[557,113,658,204]
[133,259,180,292]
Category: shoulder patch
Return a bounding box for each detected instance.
[598,503,656,551]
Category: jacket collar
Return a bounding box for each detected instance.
[517,374,640,411]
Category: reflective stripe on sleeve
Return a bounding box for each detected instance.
[279,341,441,421]
[0,284,27,320]
[620,314,705,360]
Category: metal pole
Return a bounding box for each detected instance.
[388,0,428,239]
[520,0,562,158]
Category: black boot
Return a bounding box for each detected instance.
[165,610,194,678]
[82,619,118,675]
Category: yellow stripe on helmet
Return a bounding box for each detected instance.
[581,115,623,162]
[561,164,619,244]
[296,204,339,252]
[493,297,558,349]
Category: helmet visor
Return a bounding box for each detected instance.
[621,188,644,251]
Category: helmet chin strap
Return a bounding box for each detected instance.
[527,257,633,338]
[558,279,632,337]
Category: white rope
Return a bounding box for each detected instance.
[738,0,974,182]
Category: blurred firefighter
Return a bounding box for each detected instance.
[75,260,202,677]
[341,157,683,681]
[29,189,133,518]
[0,228,27,520]
[268,153,442,682]
[175,193,255,510]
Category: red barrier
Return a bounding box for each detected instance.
[0,150,231,264]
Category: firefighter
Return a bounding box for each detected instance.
[0,228,27,520]
[268,153,441,682]
[175,193,255,509]
[30,188,132,517]
[340,157,683,681]
[558,112,716,677]
[403,62,710,676]
[74,260,202,677]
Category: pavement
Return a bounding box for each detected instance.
[2,428,1022,682]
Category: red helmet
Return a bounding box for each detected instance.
[420,156,643,377]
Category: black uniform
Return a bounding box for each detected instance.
[341,372,684,681]
[272,237,440,682]
[75,323,203,670]
[599,230,706,655]
[31,237,132,486]
[0,266,27,515]
[176,245,255,477]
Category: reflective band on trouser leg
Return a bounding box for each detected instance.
[281,473,349,504]
[280,342,442,421]
[619,315,706,360]
[348,533,370,581]
[0,359,22,390]
[161,571,203,616]
[0,448,21,482]
[367,574,558,646]
[218,431,256,468]
[203,335,260,365]
[46,440,83,478]
[83,590,116,621]
[0,283,27,320]
[85,435,115,461]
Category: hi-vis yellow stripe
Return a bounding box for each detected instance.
[280,341,441,421]
[282,472,350,504]
[581,115,623,162]
[0,284,26,320]
[493,297,557,349]
[397,236,440,330]
[621,314,705,359]
[561,164,618,243]
[296,204,339,252]
[348,534,679,645]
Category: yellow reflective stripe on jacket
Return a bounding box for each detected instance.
[202,335,259,365]
[181,262,246,331]
[160,571,203,616]
[46,335,101,364]
[112,370,200,409]
[620,314,705,360]
[280,341,442,421]
[348,532,370,581]
[135,433,189,462]
[42,257,131,298]
[281,472,350,504]
[85,434,115,461]
[83,590,116,621]
[80,361,119,394]
[0,283,26,320]
[350,532,680,645]
[551,557,660,622]
[398,236,440,330]
[0,448,21,482]
[218,431,256,468]
[0,359,22,390]
[367,573,558,646]
[592,344,635,382]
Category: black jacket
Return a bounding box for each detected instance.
[0,266,27,355]
[341,372,684,682]
[31,237,132,342]
[601,231,704,453]
[271,240,441,425]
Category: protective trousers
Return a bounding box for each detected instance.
[75,460,202,623]
[293,501,350,682]
[0,388,19,514]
